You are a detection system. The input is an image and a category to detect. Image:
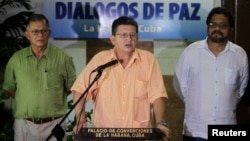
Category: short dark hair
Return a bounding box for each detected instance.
[111,16,138,35]
[206,7,234,28]
[27,14,49,28]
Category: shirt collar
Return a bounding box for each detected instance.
[201,37,236,52]
[111,48,141,63]
[26,45,50,58]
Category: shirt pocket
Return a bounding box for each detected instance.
[224,67,238,85]
[134,80,148,99]
[134,80,150,124]
[46,72,63,89]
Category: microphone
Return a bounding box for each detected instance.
[91,60,119,72]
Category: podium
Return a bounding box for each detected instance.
[74,128,164,141]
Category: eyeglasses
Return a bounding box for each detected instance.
[208,22,229,29]
[114,33,137,39]
[27,29,50,35]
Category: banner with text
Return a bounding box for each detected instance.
[44,0,214,39]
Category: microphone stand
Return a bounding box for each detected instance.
[46,71,103,141]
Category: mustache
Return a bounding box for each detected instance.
[211,31,223,36]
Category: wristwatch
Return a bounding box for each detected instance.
[156,120,169,128]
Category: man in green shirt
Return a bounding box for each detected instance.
[3,14,76,141]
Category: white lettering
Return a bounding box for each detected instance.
[212,129,247,137]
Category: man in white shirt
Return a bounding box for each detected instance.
[173,7,249,141]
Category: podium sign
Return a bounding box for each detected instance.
[75,128,164,141]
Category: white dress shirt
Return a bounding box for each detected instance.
[173,38,249,139]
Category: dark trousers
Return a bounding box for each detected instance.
[183,135,207,141]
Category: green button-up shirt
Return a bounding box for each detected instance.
[3,44,76,118]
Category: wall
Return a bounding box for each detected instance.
[27,0,220,75]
